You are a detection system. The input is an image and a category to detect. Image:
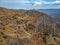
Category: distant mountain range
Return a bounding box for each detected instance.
[38,9,60,22]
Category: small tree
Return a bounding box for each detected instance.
[42,30,50,45]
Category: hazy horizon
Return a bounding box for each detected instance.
[0,0,60,9]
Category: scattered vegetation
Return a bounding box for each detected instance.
[0,7,60,45]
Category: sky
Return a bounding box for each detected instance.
[0,0,60,9]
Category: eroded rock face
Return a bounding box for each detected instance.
[0,7,60,45]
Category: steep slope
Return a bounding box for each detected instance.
[0,8,60,45]
[24,10,57,33]
[22,9,60,45]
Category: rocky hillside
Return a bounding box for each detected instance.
[24,10,57,33]
[0,7,60,45]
